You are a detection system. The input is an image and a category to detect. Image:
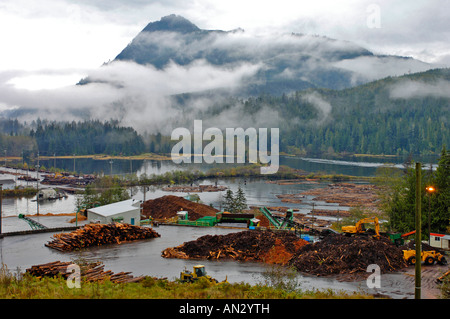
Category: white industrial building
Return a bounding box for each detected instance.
[87,199,142,226]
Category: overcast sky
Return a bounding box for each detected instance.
[0,0,449,90]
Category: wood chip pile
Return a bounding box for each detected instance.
[25,260,145,283]
[288,234,407,276]
[162,230,309,265]
[45,223,161,251]
[142,195,219,221]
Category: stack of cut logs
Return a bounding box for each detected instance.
[45,223,161,251]
[25,260,146,283]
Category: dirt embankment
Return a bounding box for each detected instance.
[142,195,219,221]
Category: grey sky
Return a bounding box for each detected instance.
[0,0,448,89]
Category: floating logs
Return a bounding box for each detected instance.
[25,260,146,284]
[162,185,227,193]
[300,183,381,209]
[45,223,161,252]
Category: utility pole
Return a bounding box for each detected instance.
[415,162,422,300]
[36,152,40,216]
[0,184,3,235]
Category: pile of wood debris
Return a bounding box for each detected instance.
[162,230,309,265]
[288,234,407,276]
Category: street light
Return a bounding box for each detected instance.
[425,186,436,244]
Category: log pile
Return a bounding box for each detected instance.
[308,209,351,218]
[162,230,309,265]
[437,270,450,283]
[289,234,407,276]
[276,194,304,204]
[45,223,161,251]
[25,260,145,283]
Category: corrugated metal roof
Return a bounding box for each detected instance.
[431,233,450,240]
[88,199,142,217]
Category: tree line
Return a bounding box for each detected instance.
[377,146,450,235]
[0,119,146,157]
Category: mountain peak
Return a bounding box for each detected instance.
[142,14,200,33]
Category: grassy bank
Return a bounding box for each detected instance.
[2,187,37,198]
[0,270,374,299]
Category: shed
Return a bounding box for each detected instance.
[87,199,142,226]
[430,233,450,250]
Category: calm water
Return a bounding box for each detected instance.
[1,154,438,219]
[31,154,439,177]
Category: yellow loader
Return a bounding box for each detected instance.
[180,265,228,284]
[403,250,447,266]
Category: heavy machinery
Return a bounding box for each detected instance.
[180,265,228,284]
[341,217,381,239]
[386,230,416,246]
[18,214,48,230]
[259,207,303,231]
[403,250,447,265]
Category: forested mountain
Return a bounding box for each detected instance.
[80,14,431,95]
[280,68,450,155]
[177,68,449,156]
